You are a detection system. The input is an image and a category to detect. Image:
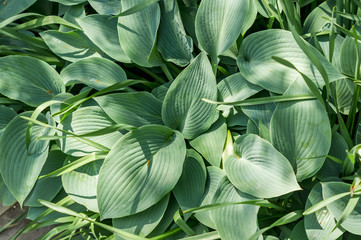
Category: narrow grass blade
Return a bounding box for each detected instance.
[173,209,195,236]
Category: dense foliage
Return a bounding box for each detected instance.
[1,0,361,239]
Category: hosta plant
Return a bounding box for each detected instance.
[1,0,361,239]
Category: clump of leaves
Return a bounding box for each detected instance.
[1,0,361,239]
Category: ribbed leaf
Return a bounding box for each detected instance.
[242,103,276,129]
[0,112,54,205]
[41,30,107,62]
[157,0,193,66]
[190,116,227,167]
[210,176,259,240]
[59,106,123,157]
[95,92,163,127]
[323,182,361,235]
[237,29,344,93]
[0,56,65,107]
[24,150,65,207]
[62,157,103,212]
[113,194,169,240]
[287,220,308,240]
[270,81,332,181]
[0,0,36,21]
[88,0,122,15]
[225,134,300,198]
[61,57,127,90]
[77,14,131,63]
[162,52,217,139]
[195,166,225,229]
[49,0,86,6]
[305,183,344,240]
[0,105,16,137]
[173,150,206,211]
[59,3,85,32]
[117,0,162,67]
[97,125,186,219]
[303,0,336,33]
[340,24,361,77]
[217,73,262,102]
[195,0,257,58]
[0,176,15,206]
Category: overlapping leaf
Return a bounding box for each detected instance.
[0,56,65,107]
[162,52,217,139]
[97,125,186,219]
[60,57,127,90]
[225,134,300,198]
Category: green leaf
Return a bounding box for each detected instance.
[237,29,344,93]
[60,57,127,90]
[48,0,86,6]
[0,0,36,21]
[114,0,160,17]
[113,194,169,239]
[58,106,123,157]
[62,158,103,212]
[190,117,227,167]
[0,55,65,107]
[304,183,344,240]
[270,81,332,181]
[88,0,122,15]
[209,176,259,240]
[340,24,361,77]
[217,73,262,102]
[157,0,193,67]
[225,134,300,198]
[95,92,163,127]
[195,0,257,58]
[77,14,131,63]
[11,15,82,31]
[40,30,107,62]
[97,125,186,219]
[286,220,308,240]
[162,52,217,139]
[173,150,206,211]
[323,182,361,235]
[0,112,54,205]
[24,150,66,207]
[303,0,336,33]
[117,0,162,67]
[242,103,275,129]
[0,105,16,136]
[0,176,15,206]
[195,166,225,229]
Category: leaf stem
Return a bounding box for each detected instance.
[161,64,174,82]
[137,65,166,84]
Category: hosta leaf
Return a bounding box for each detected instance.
[0,176,15,206]
[225,134,300,198]
[173,150,206,211]
[113,194,169,240]
[24,150,65,207]
[59,106,123,157]
[303,0,336,33]
[179,6,198,46]
[95,92,163,127]
[62,157,103,212]
[49,0,86,6]
[0,105,16,137]
[0,0,36,21]
[97,125,186,219]
[270,81,332,181]
[242,103,276,129]
[77,14,131,63]
[162,52,217,139]
[286,220,308,240]
[305,183,344,240]
[117,0,162,67]
[0,112,54,205]
[323,182,361,235]
[88,0,122,15]
[60,57,127,90]
[59,3,85,32]
[317,132,346,180]
[237,29,344,93]
[157,0,193,66]
[195,166,225,229]
[40,30,107,62]
[195,0,257,58]
[210,176,259,240]
[217,73,262,102]
[190,116,227,167]
[151,82,171,101]
[340,24,361,77]
[0,56,65,107]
